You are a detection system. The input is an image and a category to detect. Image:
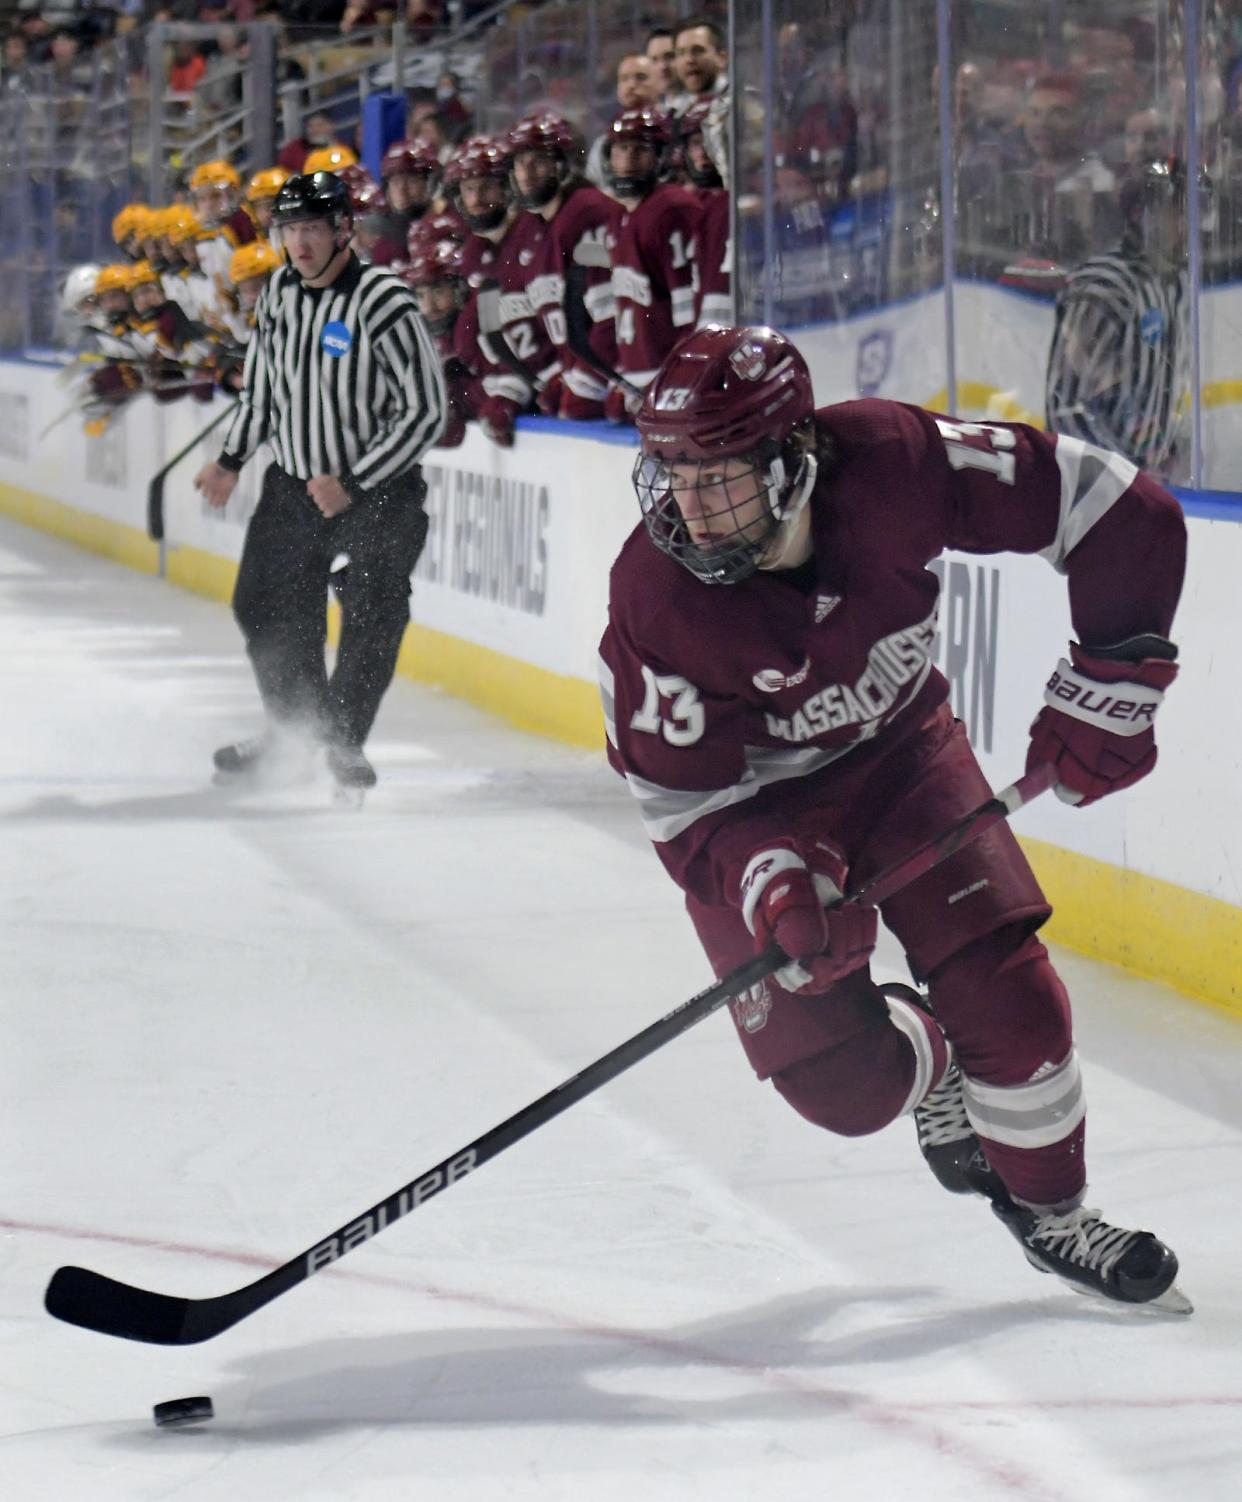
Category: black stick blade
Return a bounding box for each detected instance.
[45,1266,195,1345]
[147,478,165,541]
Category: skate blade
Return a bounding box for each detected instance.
[1062,1275,1194,1316]
[332,782,366,809]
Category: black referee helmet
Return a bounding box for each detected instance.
[271,171,353,229]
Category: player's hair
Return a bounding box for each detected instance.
[673,15,726,51]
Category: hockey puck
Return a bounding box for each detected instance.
[153,1396,214,1427]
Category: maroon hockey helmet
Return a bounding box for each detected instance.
[403,238,467,334]
[403,237,465,289]
[348,180,389,217]
[444,138,512,231]
[506,112,584,208]
[633,325,818,584]
[380,138,440,184]
[677,98,724,190]
[604,108,671,197]
[407,211,467,259]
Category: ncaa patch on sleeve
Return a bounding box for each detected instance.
[321,320,352,357]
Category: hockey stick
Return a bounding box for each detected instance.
[147,400,239,542]
[566,240,644,401]
[44,762,1055,1345]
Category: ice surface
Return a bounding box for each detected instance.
[2,518,1239,1502]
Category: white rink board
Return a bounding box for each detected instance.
[0,341,1239,909]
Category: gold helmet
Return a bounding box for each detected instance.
[111,203,151,246]
[246,166,290,202]
[128,260,161,289]
[304,145,358,173]
[163,205,202,246]
[189,158,241,190]
[230,240,283,284]
[95,263,135,294]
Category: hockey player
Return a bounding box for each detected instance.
[508,112,621,421]
[447,138,560,446]
[600,323,1189,1311]
[677,98,732,326]
[111,202,151,261]
[379,138,441,248]
[230,240,283,319]
[1046,156,1193,477]
[246,166,291,234]
[403,237,481,448]
[304,144,359,175]
[602,108,701,416]
[190,159,258,299]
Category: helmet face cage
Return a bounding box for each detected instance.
[632,448,789,585]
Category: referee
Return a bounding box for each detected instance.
[1045,156,1189,477]
[195,171,446,794]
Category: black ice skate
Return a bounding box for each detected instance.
[913,1059,1008,1198]
[879,983,1006,1200]
[991,1197,1193,1314]
[212,731,315,788]
[326,744,377,805]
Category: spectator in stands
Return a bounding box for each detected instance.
[1122,109,1172,173]
[201,24,245,112]
[645,27,676,109]
[2,30,31,91]
[339,0,380,34]
[402,0,443,38]
[773,19,857,209]
[169,38,207,94]
[16,12,55,64]
[278,109,342,174]
[408,98,455,162]
[670,15,727,116]
[1001,72,1119,272]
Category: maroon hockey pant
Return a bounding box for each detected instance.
[685,710,1086,1207]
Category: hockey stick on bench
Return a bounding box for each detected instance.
[566,238,644,401]
[475,277,547,395]
[44,762,1055,1345]
[147,399,239,542]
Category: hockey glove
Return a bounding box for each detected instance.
[536,372,565,418]
[477,395,518,448]
[738,837,877,994]
[1027,637,1179,806]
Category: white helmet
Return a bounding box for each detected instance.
[60,263,103,319]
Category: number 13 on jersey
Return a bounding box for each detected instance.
[630,665,705,746]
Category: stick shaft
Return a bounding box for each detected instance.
[44,766,1051,1344]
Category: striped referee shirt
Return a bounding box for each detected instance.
[1046,248,1187,473]
[219,255,446,491]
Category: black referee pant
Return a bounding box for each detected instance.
[232,463,429,749]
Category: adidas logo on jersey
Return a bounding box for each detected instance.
[814,593,841,623]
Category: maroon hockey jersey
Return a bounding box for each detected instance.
[459,212,561,412]
[524,183,622,417]
[608,183,702,387]
[599,400,1185,907]
[694,187,731,326]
